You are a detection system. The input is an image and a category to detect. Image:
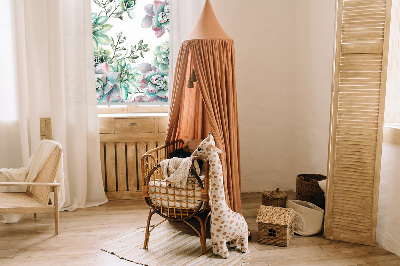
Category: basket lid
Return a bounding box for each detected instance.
[256,205,296,225]
[297,174,327,182]
[262,188,287,199]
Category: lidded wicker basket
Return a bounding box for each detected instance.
[296,174,326,210]
[256,205,296,247]
[262,188,287,208]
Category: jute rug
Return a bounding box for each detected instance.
[102,226,250,265]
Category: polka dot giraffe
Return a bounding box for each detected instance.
[192,133,249,258]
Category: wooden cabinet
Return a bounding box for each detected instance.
[157,117,168,133]
[114,118,155,134]
[98,116,167,139]
[98,117,113,134]
[98,115,168,200]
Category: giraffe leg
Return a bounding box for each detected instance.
[212,241,218,255]
[227,239,237,249]
[217,241,229,259]
[238,235,249,253]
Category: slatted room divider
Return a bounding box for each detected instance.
[325,0,392,245]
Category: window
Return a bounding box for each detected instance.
[92,0,169,104]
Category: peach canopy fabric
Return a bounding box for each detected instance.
[166,39,242,213]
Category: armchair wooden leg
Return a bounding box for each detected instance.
[54,186,59,235]
[144,209,155,249]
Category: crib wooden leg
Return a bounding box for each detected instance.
[199,217,206,255]
[193,214,209,255]
[144,209,155,249]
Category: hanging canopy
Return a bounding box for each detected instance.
[166,0,242,212]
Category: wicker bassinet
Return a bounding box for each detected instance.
[141,140,210,254]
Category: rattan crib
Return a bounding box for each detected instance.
[141,140,210,254]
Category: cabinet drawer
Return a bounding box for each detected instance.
[114,118,155,133]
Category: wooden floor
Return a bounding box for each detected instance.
[1,193,399,266]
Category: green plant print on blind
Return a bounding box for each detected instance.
[92,0,169,103]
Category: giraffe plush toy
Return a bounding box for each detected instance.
[192,133,248,258]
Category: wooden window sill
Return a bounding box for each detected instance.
[98,113,168,118]
[97,105,168,115]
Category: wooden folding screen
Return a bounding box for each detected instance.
[325,0,392,245]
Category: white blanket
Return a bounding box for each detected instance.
[159,157,199,188]
[0,140,65,223]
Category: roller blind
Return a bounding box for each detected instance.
[325,0,392,245]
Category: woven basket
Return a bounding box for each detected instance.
[262,188,287,208]
[296,174,326,209]
[256,205,296,247]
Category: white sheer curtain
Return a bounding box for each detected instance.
[168,0,204,102]
[0,0,24,169]
[0,0,107,211]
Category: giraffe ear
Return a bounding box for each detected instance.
[211,144,222,154]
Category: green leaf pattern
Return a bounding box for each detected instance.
[92,0,169,103]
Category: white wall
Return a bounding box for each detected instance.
[212,0,297,191]
[294,1,335,178]
[377,142,400,256]
[376,2,400,256]
[211,0,335,192]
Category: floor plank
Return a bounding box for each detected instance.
[0,192,398,265]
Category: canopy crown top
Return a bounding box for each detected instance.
[187,0,231,40]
